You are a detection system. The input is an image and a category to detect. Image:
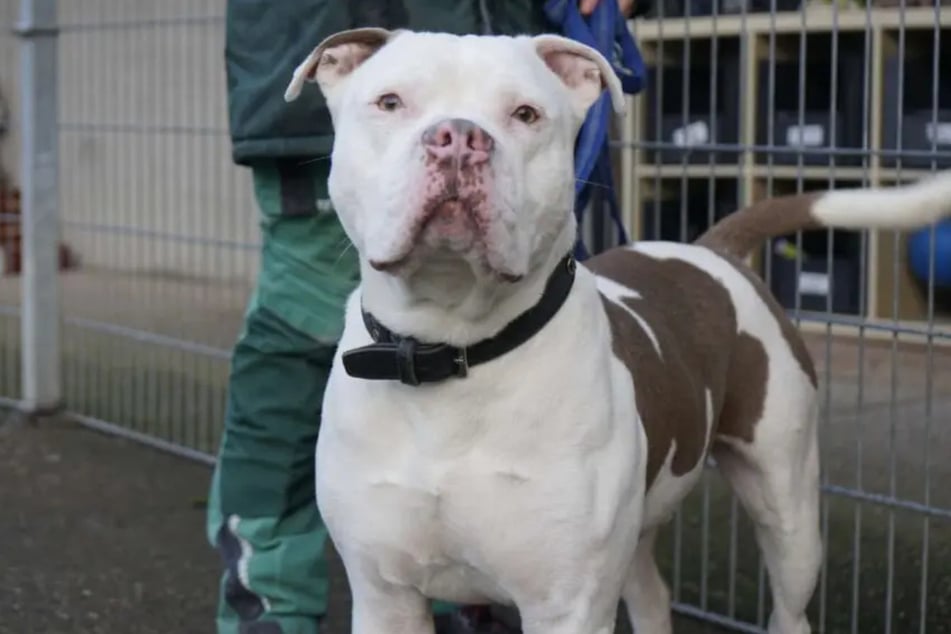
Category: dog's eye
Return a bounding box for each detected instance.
[512,105,540,125]
[376,93,404,112]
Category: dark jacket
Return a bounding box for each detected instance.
[225,1,553,166]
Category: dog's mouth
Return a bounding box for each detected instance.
[368,197,460,271]
[369,196,473,268]
[368,199,522,283]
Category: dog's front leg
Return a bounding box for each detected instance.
[348,574,433,634]
[517,580,624,634]
[512,543,636,634]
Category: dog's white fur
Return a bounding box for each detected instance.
[284,29,951,634]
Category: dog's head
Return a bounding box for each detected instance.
[285,29,623,289]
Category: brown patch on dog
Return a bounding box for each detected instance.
[588,246,819,479]
[718,333,769,443]
[726,253,818,389]
[587,249,740,487]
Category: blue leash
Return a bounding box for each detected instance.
[544,0,646,260]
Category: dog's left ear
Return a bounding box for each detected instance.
[532,34,625,116]
[284,27,397,103]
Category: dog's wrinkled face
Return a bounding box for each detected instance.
[285,29,623,284]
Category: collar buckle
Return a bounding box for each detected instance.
[396,337,421,386]
[454,347,469,379]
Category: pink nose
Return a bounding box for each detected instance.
[421,118,494,165]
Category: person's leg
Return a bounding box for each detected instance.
[208,305,341,634]
[208,159,357,634]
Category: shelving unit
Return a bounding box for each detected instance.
[622,6,951,336]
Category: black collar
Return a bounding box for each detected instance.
[342,254,577,386]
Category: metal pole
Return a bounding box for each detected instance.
[15,0,60,415]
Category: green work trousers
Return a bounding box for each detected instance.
[207,159,353,634]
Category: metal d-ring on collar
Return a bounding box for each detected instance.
[342,254,576,387]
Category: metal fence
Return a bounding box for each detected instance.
[0,0,256,460]
[1,1,949,633]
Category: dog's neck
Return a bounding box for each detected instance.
[359,233,575,348]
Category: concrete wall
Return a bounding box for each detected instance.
[1,0,262,281]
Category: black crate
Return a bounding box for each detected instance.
[640,181,738,243]
[647,0,800,17]
[756,48,866,166]
[767,230,862,315]
[882,49,951,168]
[645,0,685,17]
[749,0,801,11]
[644,42,741,164]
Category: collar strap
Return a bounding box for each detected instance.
[342,254,577,386]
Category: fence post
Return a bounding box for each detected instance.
[15,0,60,414]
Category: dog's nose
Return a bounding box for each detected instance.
[421,118,494,165]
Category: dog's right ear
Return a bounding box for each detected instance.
[284,27,396,103]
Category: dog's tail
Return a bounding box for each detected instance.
[695,169,951,259]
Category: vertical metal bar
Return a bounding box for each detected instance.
[919,7,941,632]
[819,10,841,633]
[678,3,691,247]
[722,0,743,594]
[885,5,909,633]
[755,4,779,629]
[762,0,777,294]
[727,492,737,618]
[671,0,688,606]
[188,15,201,452]
[103,0,118,429]
[142,20,156,442]
[650,7,664,244]
[149,22,165,443]
[75,9,89,420]
[119,10,134,434]
[15,0,61,414]
[0,0,14,401]
[850,5,874,633]
[793,2,807,327]
[698,2,718,616]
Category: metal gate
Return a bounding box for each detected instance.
[1,1,949,632]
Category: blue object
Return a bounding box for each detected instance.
[544,0,646,260]
[908,220,951,288]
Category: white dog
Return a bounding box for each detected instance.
[283,28,951,634]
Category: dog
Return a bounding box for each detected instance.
[283,28,951,634]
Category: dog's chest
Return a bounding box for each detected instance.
[318,308,645,603]
[328,436,550,604]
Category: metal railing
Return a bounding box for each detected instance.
[1,1,949,632]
